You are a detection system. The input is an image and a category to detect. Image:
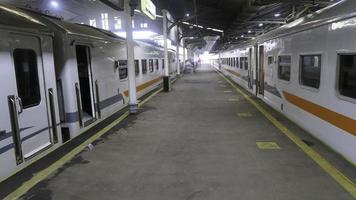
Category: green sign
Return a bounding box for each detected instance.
[141,0,156,20]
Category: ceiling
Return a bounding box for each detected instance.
[153,0,340,53]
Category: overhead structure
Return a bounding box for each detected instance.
[152,0,339,53]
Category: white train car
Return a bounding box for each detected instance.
[0,4,177,182]
[0,5,62,180]
[218,0,356,165]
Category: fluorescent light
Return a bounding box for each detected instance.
[259,23,263,27]
[274,13,281,17]
[248,30,252,33]
[50,1,59,8]
[114,30,158,39]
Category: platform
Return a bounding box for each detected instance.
[13,65,356,199]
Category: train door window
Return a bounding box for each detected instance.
[236,57,239,68]
[13,49,41,108]
[76,45,94,118]
[162,59,165,69]
[142,59,147,74]
[134,59,139,76]
[155,59,159,70]
[278,56,291,81]
[149,59,154,72]
[118,60,128,79]
[338,54,356,99]
[300,55,321,89]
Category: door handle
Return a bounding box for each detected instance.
[17,96,23,114]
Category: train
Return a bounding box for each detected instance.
[0,4,178,182]
[214,0,356,165]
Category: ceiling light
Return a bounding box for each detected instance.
[241,35,244,38]
[259,23,263,27]
[248,30,252,33]
[274,13,281,17]
[186,13,190,17]
[50,1,59,8]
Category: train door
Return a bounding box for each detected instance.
[258,45,265,95]
[248,48,253,89]
[75,45,96,127]
[7,34,52,163]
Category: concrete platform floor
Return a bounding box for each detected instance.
[21,66,355,200]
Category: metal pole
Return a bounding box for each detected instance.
[218,52,221,70]
[176,29,180,76]
[162,9,170,92]
[182,39,186,73]
[125,0,138,113]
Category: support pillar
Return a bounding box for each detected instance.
[125,0,138,114]
[182,39,186,73]
[218,52,222,70]
[176,29,180,77]
[162,9,170,92]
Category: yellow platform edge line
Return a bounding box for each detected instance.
[216,70,356,198]
[4,86,165,200]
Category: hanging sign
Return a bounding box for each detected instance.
[141,0,156,20]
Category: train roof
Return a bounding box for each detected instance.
[45,19,125,42]
[227,0,356,51]
[0,4,51,34]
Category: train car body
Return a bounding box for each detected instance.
[0,4,177,182]
[217,0,356,165]
[0,5,62,180]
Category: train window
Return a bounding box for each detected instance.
[278,56,291,81]
[162,59,165,69]
[13,49,41,108]
[244,57,249,70]
[118,60,128,79]
[134,60,139,76]
[268,56,274,65]
[235,57,239,68]
[240,57,248,69]
[141,59,147,74]
[155,59,159,70]
[338,54,356,99]
[300,55,321,89]
[149,59,154,72]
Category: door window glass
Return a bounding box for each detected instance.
[13,49,41,108]
[278,56,291,81]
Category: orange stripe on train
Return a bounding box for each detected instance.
[124,76,163,97]
[283,91,356,136]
